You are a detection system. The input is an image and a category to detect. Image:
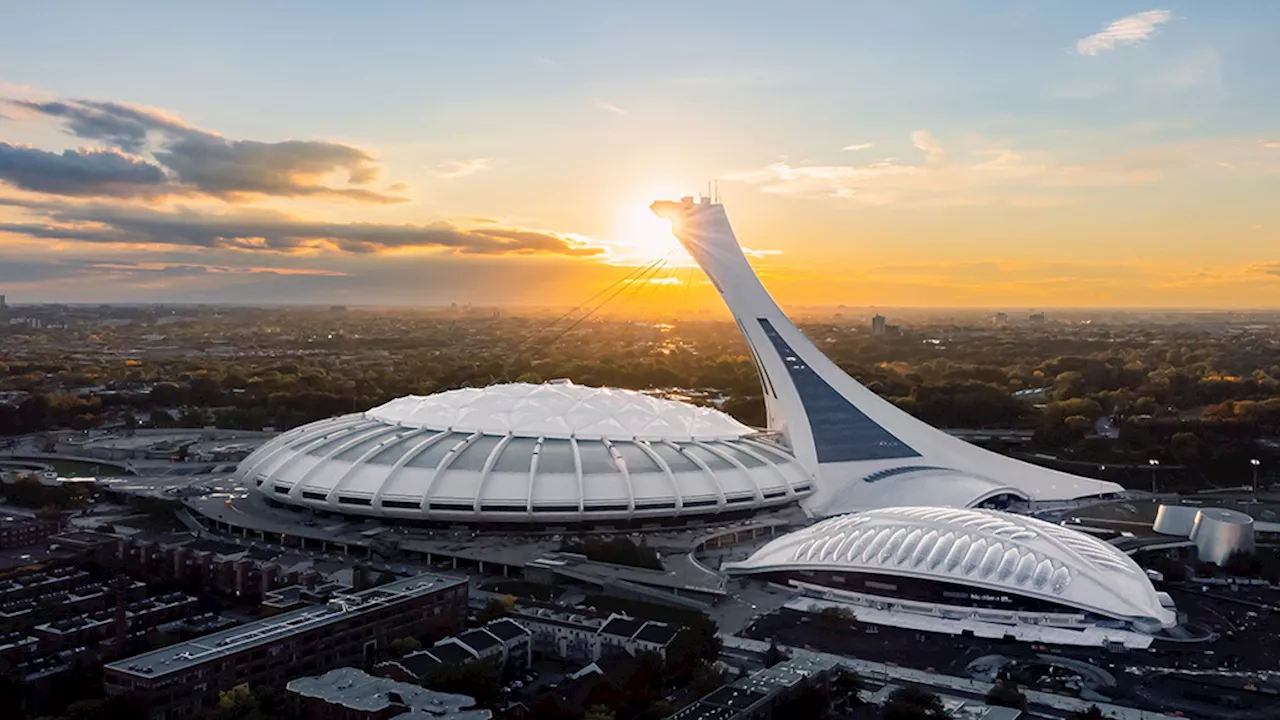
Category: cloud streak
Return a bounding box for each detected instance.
[911,131,947,165]
[0,142,169,197]
[841,143,873,152]
[0,199,604,256]
[724,131,1207,207]
[1076,10,1173,56]
[6,97,404,203]
[435,158,492,179]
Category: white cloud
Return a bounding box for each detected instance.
[1263,141,1280,149]
[911,131,948,165]
[435,158,492,179]
[595,100,625,115]
[841,143,873,152]
[1076,9,1173,56]
[722,131,1243,207]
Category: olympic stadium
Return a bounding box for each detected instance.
[236,381,813,525]
[234,195,1124,528]
[723,506,1178,637]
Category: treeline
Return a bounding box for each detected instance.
[4,316,1280,488]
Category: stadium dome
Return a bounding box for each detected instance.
[723,506,1176,631]
[236,382,814,525]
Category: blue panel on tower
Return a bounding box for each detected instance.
[758,319,920,463]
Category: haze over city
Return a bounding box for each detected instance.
[3,2,1279,309]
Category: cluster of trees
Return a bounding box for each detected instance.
[560,536,662,571]
[0,475,90,510]
[5,311,1280,489]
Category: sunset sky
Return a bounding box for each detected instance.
[2,2,1279,309]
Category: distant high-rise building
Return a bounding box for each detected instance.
[994,311,1008,326]
[1029,311,1046,324]
[871,313,887,335]
[0,295,6,310]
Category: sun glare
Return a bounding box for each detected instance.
[613,201,693,266]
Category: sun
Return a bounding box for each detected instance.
[612,200,694,266]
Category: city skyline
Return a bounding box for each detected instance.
[2,2,1279,308]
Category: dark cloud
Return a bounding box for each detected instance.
[152,133,393,203]
[8,98,403,203]
[0,142,168,197]
[0,200,603,257]
[13,99,185,153]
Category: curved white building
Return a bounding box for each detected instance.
[652,196,1124,515]
[237,381,813,526]
[723,507,1176,632]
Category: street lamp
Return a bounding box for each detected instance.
[1251,458,1261,491]
[1148,459,1160,495]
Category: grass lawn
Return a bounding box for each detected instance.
[5,457,123,476]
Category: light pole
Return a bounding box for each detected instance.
[1148,459,1160,495]
[1250,458,1260,491]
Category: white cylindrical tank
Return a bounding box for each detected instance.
[1190,508,1255,566]
[1152,504,1201,536]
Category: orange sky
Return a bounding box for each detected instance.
[2,4,1279,308]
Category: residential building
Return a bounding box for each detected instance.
[376,618,532,684]
[33,592,196,652]
[0,513,61,549]
[103,573,467,720]
[867,685,1022,719]
[665,653,839,720]
[509,605,682,662]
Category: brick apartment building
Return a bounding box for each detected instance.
[103,573,467,720]
[0,512,60,549]
[64,531,336,599]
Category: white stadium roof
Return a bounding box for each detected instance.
[366,382,752,441]
[237,382,814,523]
[723,507,1176,629]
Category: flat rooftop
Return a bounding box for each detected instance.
[287,666,490,719]
[104,572,464,680]
[734,652,838,695]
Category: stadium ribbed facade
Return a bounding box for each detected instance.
[237,382,813,525]
[724,507,1177,632]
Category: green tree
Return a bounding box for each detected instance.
[584,704,617,720]
[389,636,422,656]
[815,605,855,631]
[689,660,726,696]
[984,679,1028,711]
[764,638,787,667]
[882,684,951,720]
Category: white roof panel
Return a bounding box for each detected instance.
[724,507,1175,628]
[364,382,753,441]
